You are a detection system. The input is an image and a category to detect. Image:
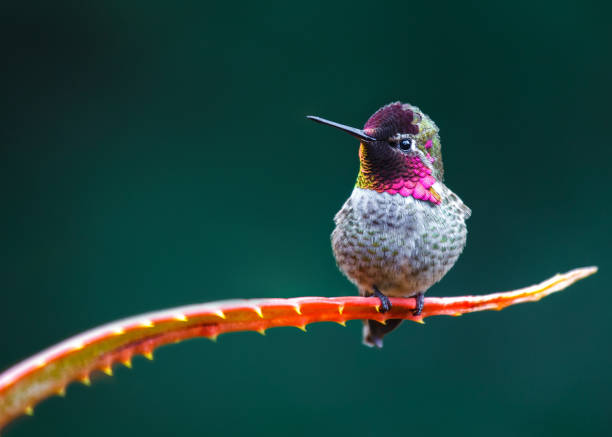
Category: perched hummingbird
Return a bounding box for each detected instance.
[308,102,470,347]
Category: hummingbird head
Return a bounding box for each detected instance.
[308,102,444,204]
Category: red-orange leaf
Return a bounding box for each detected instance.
[0,266,597,429]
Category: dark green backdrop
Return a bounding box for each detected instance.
[1,1,610,436]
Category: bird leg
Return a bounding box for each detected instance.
[412,292,424,316]
[372,286,392,313]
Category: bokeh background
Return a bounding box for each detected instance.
[1,1,610,436]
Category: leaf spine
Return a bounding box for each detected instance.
[71,341,85,351]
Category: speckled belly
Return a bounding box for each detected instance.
[331,186,469,297]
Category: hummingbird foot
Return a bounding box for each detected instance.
[372,286,392,313]
[412,292,424,316]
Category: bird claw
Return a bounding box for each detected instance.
[412,292,424,316]
[372,286,392,313]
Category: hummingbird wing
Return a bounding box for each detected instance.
[440,185,471,220]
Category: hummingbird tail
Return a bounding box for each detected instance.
[362,319,403,348]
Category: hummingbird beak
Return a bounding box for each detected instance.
[306,115,377,143]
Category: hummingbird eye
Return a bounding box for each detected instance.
[399,138,413,151]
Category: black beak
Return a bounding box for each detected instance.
[306,115,377,143]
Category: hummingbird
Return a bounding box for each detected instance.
[307,102,470,348]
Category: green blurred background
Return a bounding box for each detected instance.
[1,1,610,435]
